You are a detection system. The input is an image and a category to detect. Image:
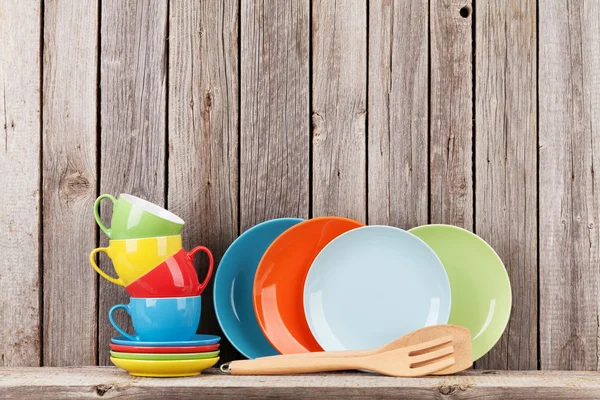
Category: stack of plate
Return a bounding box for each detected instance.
[109,334,221,377]
[214,217,511,362]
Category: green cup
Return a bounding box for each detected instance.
[94,194,185,240]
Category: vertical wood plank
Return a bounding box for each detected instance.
[0,0,41,367]
[169,0,239,361]
[43,0,98,366]
[429,0,473,228]
[312,0,366,221]
[368,0,429,228]
[240,0,310,229]
[475,0,537,370]
[539,0,600,370]
[97,0,168,365]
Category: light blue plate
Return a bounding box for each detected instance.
[111,334,221,347]
[303,225,451,351]
[214,218,303,359]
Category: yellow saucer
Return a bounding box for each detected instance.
[110,356,219,377]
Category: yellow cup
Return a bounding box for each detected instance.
[89,235,182,286]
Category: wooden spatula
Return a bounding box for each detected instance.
[395,325,471,375]
[254,324,472,375]
[221,336,455,377]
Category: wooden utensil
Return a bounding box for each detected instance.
[254,324,472,375]
[221,336,455,377]
[397,325,472,375]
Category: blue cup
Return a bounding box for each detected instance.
[109,296,201,342]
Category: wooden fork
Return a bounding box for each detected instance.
[221,336,455,377]
[255,325,472,375]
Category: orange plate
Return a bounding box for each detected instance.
[253,216,364,354]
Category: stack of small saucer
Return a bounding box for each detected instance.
[90,193,221,377]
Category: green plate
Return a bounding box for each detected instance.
[110,350,220,361]
[409,224,512,362]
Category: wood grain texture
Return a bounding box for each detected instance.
[475,0,537,370]
[97,0,168,365]
[42,0,98,366]
[0,0,41,367]
[539,0,600,370]
[240,0,310,229]
[311,0,366,221]
[169,0,239,361]
[2,368,600,399]
[368,0,428,228]
[429,0,473,228]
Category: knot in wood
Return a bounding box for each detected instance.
[312,112,324,138]
[59,171,91,202]
[95,384,113,396]
[205,91,213,108]
[439,384,469,395]
[439,385,453,395]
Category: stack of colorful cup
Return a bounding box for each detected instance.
[89,193,221,377]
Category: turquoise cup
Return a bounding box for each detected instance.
[109,296,201,342]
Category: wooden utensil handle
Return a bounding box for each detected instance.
[228,356,363,375]
[257,348,375,361]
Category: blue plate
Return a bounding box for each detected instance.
[111,334,221,347]
[214,218,303,359]
[303,225,451,351]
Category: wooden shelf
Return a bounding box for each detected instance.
[1,367,599,399]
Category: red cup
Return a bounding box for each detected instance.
[126,246,214,298]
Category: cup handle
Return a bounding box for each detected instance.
[187,246,214,294]
[94,194,117,238]
[108,304,138,341]
[89,247,125,286]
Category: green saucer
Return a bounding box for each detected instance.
[110,350,220,361]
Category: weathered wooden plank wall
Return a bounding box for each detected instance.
[539,0,600,370]
[2,0,599,371]
[430,0,473,230]
[368,1,428,229]
[475,0,537,370]
[42,0,98,366]
[0,0,41,367]
[97,0,168,365]
[240,0,310,231]
[312,0,367,222]
[169,0,240,362]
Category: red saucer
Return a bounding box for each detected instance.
[109,342,220,354]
